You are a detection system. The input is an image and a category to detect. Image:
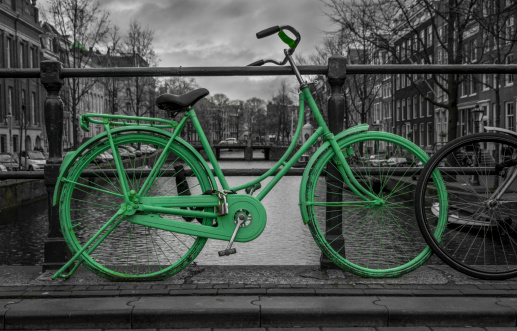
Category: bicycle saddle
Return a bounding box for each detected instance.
[156,88,209,113]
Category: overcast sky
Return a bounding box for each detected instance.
[40,0,333,102]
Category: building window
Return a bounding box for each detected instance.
[420,123,425,147]
[402,99,406,120]
[427,92,432,117]
[427,26,433,47]
[396,100,400,121]
[470,39,477,62]
[506,102,515,131]
[28,47,33,69]
[31,92,36,125]
[0,135,6,153]
[413,95,418,118]
[8,87,13,116]
[413,124,418,144]
[21,90,26,123]
[420,95,425,118]
[482,66,490,91]
[407,97,412,120]
[506,54,514,86]
[470,75,476,95]
[13,135,18,153]
[427,122,433,146]
[6,38,11,68]
[19,44,24,68]
[506,16,515,44]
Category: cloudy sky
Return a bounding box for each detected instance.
[40,0,334,101]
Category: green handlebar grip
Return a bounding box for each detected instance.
[79,115,91,132]
[278,30,297,49]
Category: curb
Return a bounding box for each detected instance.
[2,296,517,329]
[3,285,517,299]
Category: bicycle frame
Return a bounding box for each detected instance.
[101,85,381,218]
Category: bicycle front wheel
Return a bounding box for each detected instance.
[416,132,517,280]
[302,131,439,277]
[59,130,214,281]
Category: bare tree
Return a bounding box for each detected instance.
[268,80,294,143]
[46,0,110,148]
[101,24,124,115]
[119,19,159,117]
[210,93,231,143]
[321,0,483,140]
[471,1,517,129]
[244,97,266,146]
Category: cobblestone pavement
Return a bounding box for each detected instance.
[2,264,517,329]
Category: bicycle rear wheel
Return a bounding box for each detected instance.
[416,132,517,280]
[302,131,441,277]
[59,130,214,281]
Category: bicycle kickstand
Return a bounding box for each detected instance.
[218,213,246,256]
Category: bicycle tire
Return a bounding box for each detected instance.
[302,131,441,277]
[59,130,214,281]
[416,132,517,280]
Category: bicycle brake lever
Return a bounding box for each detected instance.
[248,59,265,66]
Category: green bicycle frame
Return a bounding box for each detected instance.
[113,85,380,215]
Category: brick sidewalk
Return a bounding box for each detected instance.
[2,265,517,329]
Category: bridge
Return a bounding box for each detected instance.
[192,144,273,160]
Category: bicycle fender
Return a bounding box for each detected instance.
[299,124,369,224]
[52,126,216,206]
[484,126,517,138]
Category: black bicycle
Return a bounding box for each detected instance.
[416,127,517,280]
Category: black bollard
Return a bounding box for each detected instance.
[41,60,70,272]
[321,55,347,269]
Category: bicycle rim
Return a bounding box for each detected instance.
[416,132,517,280]
[59,131,213,281]
[303,131,436,277]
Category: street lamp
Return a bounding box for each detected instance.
[471,103,484,134]
[470,103,484,186]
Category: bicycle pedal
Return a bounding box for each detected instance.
[218,248,237,256]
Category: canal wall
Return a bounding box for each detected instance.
[0,179,47,210]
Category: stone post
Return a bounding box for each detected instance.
[41,60,69,271]
[321,55,347,269]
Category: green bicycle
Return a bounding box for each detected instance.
[52,25,445,281]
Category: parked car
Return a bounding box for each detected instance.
[0,164,7,172]
[139,144,156,155]
[0,153,20,171]
[93,153,107,163]
[218,138,239,146]
[368,155,387,167]
[105,149,135,159]
[19,151,47,171]
[120,145,142,157]
[381,157,412,167]
[101,152,114,162]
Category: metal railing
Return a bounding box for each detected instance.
[2,58,517,271]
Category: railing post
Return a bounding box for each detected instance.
[321,55,347,269]
[41,60,69,271]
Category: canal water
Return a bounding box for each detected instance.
[0,151,321,266]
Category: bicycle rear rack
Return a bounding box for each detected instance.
[80,113,178,132]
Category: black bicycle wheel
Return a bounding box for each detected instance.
[416,132,517,280]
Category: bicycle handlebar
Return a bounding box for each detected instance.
[247,25,301,67]
[256,26,281,39]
